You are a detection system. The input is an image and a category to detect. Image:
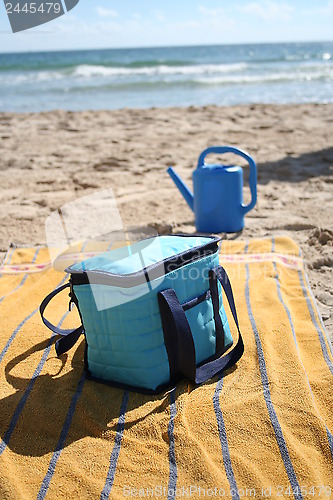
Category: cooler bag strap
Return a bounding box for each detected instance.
[158,265,244,385]
[39,283,84,356]
[158,288,196,383]
[209,268,225,352]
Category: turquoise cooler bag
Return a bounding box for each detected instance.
[40,234,244,393]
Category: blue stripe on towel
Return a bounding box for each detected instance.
[37,372,86,500]
[37,371,86,500]
[5,246,15,264]
[100,391,129,500]
[0,245,16,297]
[0,307,39,364]
[1,245,16,273]
[271,239,333,458]
[167,388,177,500]
[298,270,333,376]
[0,245,15,279]
[0,274,68,366]
[303,272,333,358]
[297,242,333,360]
[0,309,70,458]
[244,243,303,500]
[0,248,40,304]
[213,375,239,500]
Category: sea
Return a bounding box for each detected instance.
[0,41,332,112]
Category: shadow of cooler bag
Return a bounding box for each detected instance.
[40,235,244,394]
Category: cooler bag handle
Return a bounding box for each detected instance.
[39,283,84,356]
[158,265,244,385]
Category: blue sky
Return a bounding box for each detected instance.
[1,0,333,53]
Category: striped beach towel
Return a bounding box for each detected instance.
[0,237,332,499]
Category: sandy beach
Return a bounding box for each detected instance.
[0,103,332,340]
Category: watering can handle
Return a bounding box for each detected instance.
[197,146,257,215]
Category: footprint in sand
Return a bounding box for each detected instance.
[93,158,128,171]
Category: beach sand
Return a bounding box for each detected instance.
[0,103,332,341]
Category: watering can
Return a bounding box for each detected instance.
[167,146,257,233]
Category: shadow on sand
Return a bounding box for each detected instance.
[256,147,333,184]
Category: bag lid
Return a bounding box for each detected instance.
[67,234,219,286]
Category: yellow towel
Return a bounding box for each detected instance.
[0,237,332,499]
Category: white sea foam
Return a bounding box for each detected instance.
[2,70,65,85]
[2,61,332,89]
[72,62,248,78]
[196,68,333,86]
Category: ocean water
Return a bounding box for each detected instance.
[0,41,332,112]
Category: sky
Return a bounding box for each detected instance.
[0,0,333,53]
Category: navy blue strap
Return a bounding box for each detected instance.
[209,266,241,334]
[158,265,244,385]
[39,283,84,355]
[209,270,225,352]
[196,266,244,384]
[158,290,181,382]
[55,327,83,356]
[158,289,196,382]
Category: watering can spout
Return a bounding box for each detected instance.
[167,167,194,212]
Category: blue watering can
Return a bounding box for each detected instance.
[167,146,257,233]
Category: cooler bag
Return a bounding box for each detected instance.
[40,234,244,393]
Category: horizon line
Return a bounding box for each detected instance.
[0,38,332,56]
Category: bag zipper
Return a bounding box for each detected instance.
[69,236,219,288]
